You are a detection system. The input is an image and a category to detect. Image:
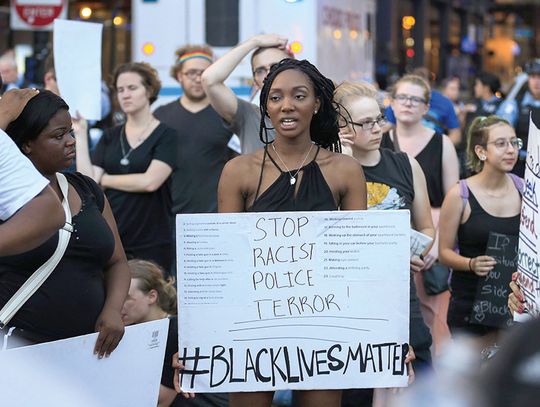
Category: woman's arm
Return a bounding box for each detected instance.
[410,157,435,240]
[94,197,130,358]
[217,158,248,213]
[339,156,367,211]
[73,114,104,183]
[438,183,496,276]
[441,135,460,194]
[100,160,173,193]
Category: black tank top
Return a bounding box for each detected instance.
[381,132,444,207]
[249,146,337,212]
[453,186,520,289]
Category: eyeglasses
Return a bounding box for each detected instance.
[349,116,387,131]
[182,69,204,80]
[393,94,427,107]
[253,64,278,77]
[486,138,524,150]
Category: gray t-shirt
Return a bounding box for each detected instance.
[225,97,274,154]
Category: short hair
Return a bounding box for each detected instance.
[259,58,342,152]
[112,62,161,105]
[5,89,69,149]
[128,259,177,315]
[170,44,213,80]
[477,72,501,95]
[250,46,294,70]
[0,54,17,68]
[391,74,431,103]
[466,115,511,173]
[334,80,380,106]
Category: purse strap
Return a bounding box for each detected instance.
[0,173,73,329]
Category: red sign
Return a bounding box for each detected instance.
[14,2,64,27]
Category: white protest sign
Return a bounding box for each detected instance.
[0,319,169,406]
[176,210,410,392]
[516,117,540,321]
[53,19,102,120]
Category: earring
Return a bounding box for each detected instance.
[314,110,318,114]
[480,155,486,161]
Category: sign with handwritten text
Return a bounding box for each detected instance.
[471,232,517,328]
[176,210,410,392]
[516,117,540,320]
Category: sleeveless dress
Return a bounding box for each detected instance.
[249,146,336,212]
[448,185,520,336]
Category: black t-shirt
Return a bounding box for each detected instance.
[154,101,233,214]
[0,172,113,342]
[381,131,444,208]
[92,123,177,250]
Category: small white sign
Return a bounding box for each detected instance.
[0,319,169,406]
[176,210,410,392]
[53,19,103,120]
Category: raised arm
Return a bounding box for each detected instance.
[0,186,64,256]
[339,155,367,211]
[73,113,104,183]
[0,88,39,130]
[201,34,287,124]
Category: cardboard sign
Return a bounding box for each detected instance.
[176,210,410,392]
[471,232,517,328]
[516,117,540,321]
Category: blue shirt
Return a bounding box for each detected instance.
[385,90,460,133]
[496,91,540,127]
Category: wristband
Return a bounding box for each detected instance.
[469,257,474,272]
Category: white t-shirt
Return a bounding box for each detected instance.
[0,130,49,221]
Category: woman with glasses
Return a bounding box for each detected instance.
[381,74,459,356]
[75,62,177,273]
[336,82,433,404]
[439,115,522,345]
[2,90,130,355]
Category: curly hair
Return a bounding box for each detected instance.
[128,259,177,315]
[170,44,213,80]
[258,58,342,152]
[112,62,161,104]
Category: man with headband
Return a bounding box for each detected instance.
[202,33,292,154]
[154,45,234,215]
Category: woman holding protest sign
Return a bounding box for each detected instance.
[217,59,366,407]
[1,90,130,357]
[439,115,522,346]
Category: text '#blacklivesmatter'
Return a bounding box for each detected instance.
[179,342,408,388]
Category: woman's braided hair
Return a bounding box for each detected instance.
[258,58,342,152]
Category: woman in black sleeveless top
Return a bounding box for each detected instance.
[439,116,522,347]
[218,59,366,407]
[381,74,460,356]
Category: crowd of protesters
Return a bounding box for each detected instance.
[1,32,539,407]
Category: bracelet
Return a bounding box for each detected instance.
[469,257,474,272]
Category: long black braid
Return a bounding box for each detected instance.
[258,58,342,153]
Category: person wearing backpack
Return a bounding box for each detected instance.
[439,115,522,348]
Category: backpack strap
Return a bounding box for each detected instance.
[459,179,469,211]
[508,173,524,195]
